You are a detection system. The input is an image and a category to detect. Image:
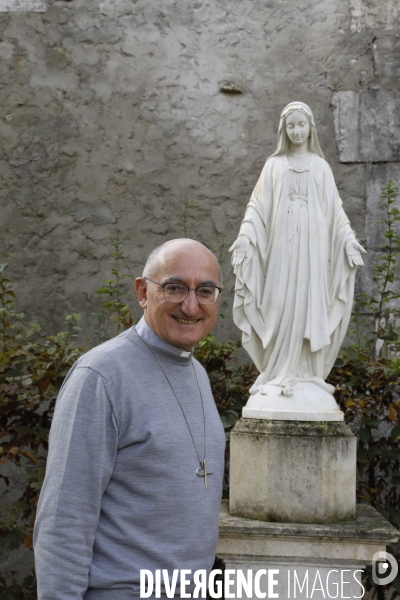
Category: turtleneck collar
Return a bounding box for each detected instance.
[134,316,193,358]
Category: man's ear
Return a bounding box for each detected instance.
[134,278,148,308]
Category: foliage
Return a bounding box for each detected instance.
[212,234,230,265]
[0,263,85,552]
[328,349,400,517]
[327,350,400,598]
[0,574,37,600]
[177,201,195,238]
[194,335,257,432]
[339,183,400,527]
[352,180,400,358]
[90,235,134,344]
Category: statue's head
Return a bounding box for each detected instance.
[269,102,324,160]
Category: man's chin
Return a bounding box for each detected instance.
[170,328,204,351]
[172,334,201,351]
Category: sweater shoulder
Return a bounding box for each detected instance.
[74,328,139,377]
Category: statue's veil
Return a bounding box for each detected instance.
[268,101,324,160]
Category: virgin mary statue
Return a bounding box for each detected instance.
[230,102,365,417]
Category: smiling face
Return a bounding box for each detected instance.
[285,110,311,150]
[135,240,222,351]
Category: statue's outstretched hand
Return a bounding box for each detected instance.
[346,239,367,267]
[229,236,251,266]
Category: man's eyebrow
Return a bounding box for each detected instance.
[161,276,186,284]
[199,279,219,287]
[161,276,219,287]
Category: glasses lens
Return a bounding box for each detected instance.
[196,286,219,305]
[164,283,188,302]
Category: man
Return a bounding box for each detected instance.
[33,239,226,600]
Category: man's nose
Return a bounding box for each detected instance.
[181,289,200,314]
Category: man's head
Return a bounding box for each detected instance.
[135,239,222,351]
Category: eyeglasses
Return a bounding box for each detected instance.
[144,278,222,305]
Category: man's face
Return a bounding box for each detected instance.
[135,242,222,351]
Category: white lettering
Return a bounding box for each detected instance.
[254,569,267,599]
[209,569,223,599]
[237,569,253,599]
[352,570,365,599]
[155,569,161,598]
[140,568,366,600]
[192,569,207,598]
[268,569,279,599]
[163,569,179,598]
[340,570,351,599]
[224,569,236,598]
[140,570,154,598]
[294,571,308,598]
[326,570,339,598]
[180,570,192,599]
[310,571,325,598]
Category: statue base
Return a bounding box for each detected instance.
[218,501,399,600]
[230,418,356,524]
[243,381,343,421]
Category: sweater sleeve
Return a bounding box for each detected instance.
[33,366,118,600]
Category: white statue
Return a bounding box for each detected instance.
[229,102,366,420]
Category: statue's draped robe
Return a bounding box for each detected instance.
[233,153,356,392]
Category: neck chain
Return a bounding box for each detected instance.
[136,331,213,489]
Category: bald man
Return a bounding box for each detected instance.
[34,239,226,600]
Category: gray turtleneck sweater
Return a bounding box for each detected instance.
[33,317,225,600]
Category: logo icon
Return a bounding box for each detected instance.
[372,551,398,585]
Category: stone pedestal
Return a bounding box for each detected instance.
[217,501,399,600]
[230,419,356,524]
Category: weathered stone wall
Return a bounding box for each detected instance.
[1,0,400,585]
[1,0,398,344]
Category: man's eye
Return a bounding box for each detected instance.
[197,287,215,297]
[165,284,186,294]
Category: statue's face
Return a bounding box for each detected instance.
[285,110,310,147]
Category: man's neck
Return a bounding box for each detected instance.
[135,317,193,358]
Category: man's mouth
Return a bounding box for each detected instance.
[173,317,201,324]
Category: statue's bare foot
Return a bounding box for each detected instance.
[258,384,269,396]
[283,386,295,397]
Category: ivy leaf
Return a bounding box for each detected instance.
[359,429,371,443]
[220,410,239,430]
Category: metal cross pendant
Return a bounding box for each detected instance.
[196,459,213,490]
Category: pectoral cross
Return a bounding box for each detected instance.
[196,460,213,490]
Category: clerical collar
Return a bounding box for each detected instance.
[134,316,193,358]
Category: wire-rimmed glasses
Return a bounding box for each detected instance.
[144,278,222,305]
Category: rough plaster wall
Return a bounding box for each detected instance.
[0,0,384,345]
[0,0,399,581]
